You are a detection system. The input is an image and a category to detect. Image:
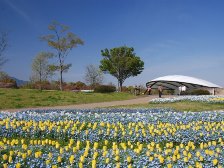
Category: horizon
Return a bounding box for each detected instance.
[0,0,224,87]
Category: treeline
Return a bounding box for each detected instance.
[0,21,145,92]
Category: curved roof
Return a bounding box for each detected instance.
[146,75,221,90]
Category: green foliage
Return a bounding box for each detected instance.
[41,21,84,90]
[100,46,144,91]
[94,85,116,93]
[181,89,210,95]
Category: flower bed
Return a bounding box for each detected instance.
[150,95,224,104]
[0,109,224,167]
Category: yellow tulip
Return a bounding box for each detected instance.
[128,164,132,168]
[183,150,187,156]
[92,159,96,168]
[213,159,218,166]
[69,155,75,164]
[195,162,202,168]
[127,156,132,163]
[102,151,107,157]
[56,143,60,149]
[22,153,27,159]
[199,156,203,161]
[15,163,21,168]
[8,155,13,163]
[48,152,53,158]
[57,156,62,163]
[216,148,221,153]
[188,152,192,159]
[184,157,188,163]
[172,155,176,162]
[27,150,32,156]
[80,155,85,163]
[60,148,64,154]
[104,140,108,145]
[93,142,98,150]
[3,163,8,168]
[79,162,83,168]
[167,163,172,168]
[9,150,14,156]
[3,154,8,160]
[115,155,120,162]
[158,156,164,164]
[105,158,110,164]
[180,143,184,148]
[45,159,51,165]
[73,147,77,153]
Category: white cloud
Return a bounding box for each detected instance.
[3,0,32,24]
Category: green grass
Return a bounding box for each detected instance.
[116,101,224,111]
[0,88,136,110]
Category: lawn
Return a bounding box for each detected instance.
[0,88,136,110]
[117,101,224,111]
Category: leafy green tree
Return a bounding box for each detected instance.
[100,46,144,91]
[41,21,84,90]
[31,52,54,90]
[85,64,104,88]
[0,32,8,69]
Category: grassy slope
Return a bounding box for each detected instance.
[117,101,224,111]
[0,88,135,109]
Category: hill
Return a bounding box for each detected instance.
[11,77,28,86]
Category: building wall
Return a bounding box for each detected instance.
[215,88,224,95]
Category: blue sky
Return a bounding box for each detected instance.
[0,0,224,87]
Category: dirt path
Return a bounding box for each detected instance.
[3,95,174,112]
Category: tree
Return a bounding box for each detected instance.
[41,21,84,91]
[100,46,144,91]
[85,64,104,88]
[31,52,54,90]
[0,32,8,69]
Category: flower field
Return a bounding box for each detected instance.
[150,95,224,104]
[0,109,224,168]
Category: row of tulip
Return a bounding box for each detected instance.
[0,109,224,167]
[149,95,224,103]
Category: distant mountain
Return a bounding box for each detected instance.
[11,77,28,86]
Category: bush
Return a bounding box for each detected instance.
[191,89,210,95]
[181,89,210,95]
[0,71,17,88]
[94,85,116,93]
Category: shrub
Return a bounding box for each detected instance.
[181,89,210,95]
[191,89,210,95]
[94,85,116,93]
[0,71,17,88]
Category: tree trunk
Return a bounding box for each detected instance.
[119,80,123,92]
[59,68,63,91]
[39,73,42,91]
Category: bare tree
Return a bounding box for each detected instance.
[41,21,84,90]
[85,64,104,88]
[0,32,8,69]
[31,52,54,90]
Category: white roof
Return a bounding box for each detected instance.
[146,75,221,90]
